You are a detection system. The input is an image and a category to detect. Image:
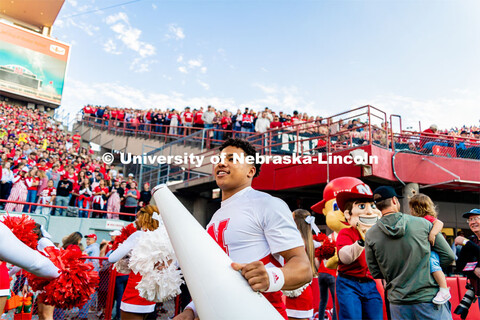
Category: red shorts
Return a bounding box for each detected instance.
[285,283,314,319]
[0,262,10,297]
[120,272,156,314]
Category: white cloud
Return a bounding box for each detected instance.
[130,58,156,73]
[66,19,100,36]
[198,80,210,90]
[178,66,188,74]
[188,59,202,68]
[166,24,185,40]
[103,39,122,55]
[253,83,277,95]
[248,83,316,115]
[55,19,65,28]
[67,0,78,7]
[61,79,237,113]
[106,12,129,25]
[152,3,157,9]
[109,22,155,58]
[177,56,207,74]
[104,12,156,70]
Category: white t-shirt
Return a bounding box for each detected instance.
[206,187,303,267]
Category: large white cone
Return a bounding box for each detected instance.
[152,184,284,320]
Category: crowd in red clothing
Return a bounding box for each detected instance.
[82,104,326,134]
[0,102,150,220]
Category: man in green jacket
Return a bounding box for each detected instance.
[365,186,455,320]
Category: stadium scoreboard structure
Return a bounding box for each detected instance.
[0,20,70,108]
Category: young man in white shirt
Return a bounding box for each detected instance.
[174,138,311,320]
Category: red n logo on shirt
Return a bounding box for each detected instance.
[207,219,230,254]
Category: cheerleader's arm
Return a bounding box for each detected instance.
[108,231,141,263]
[0,222,59,278]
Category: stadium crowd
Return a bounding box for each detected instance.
[0,102,150,220]
[1,101,479,220]
[1,100,480,320]
[81,104,480,155]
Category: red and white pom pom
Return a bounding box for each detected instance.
[315,236,336,261]
[1,214,38,249]
[129,218,183,302]
[136,263,184,302]
[27,247,99,309]
[111,223,137,251]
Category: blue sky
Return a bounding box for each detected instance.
[54,0,480,130]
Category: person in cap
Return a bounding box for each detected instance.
[78,234,100,320]
[454,209,480,304]
[365,186,454,320]
[84,234,100,270]
[334,181,383,320]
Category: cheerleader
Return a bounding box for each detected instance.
[32,223,57,320]
[0,261,9,317]
[35,179,56,215]
[284,209,318,320]
[5,167,29,213]
[108,205,159,320]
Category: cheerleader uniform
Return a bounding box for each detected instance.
[285,283,314,319]
[0,262,9,298]
[108,232,155,314]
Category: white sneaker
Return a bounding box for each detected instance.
[432,288,451,304]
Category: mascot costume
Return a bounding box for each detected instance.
[334,180,383,320]
[311,177,365,269]
[311,177,367,320]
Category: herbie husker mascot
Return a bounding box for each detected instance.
[311,177,366,269]
[334,181,383,320]
[311,177,368,320]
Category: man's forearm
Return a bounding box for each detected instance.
[280,248,313,290]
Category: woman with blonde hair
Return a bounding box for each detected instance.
[283,209,318,320]
[108,205,160,319]
[409,194,450,304]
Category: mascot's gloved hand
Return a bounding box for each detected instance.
[325,251,338,269]
[356,223,366,240]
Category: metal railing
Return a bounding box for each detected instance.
[0,199,136,220]
[76,106,480,187]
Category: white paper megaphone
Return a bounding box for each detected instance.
[151,184,284,320]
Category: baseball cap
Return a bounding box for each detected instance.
[336,182,374,212]
[373,186,403,203]
[21,167,29,173]
[109,230,122,236]
[84,234,97,240]
[462,209,480,219]
[128,173,134,177]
